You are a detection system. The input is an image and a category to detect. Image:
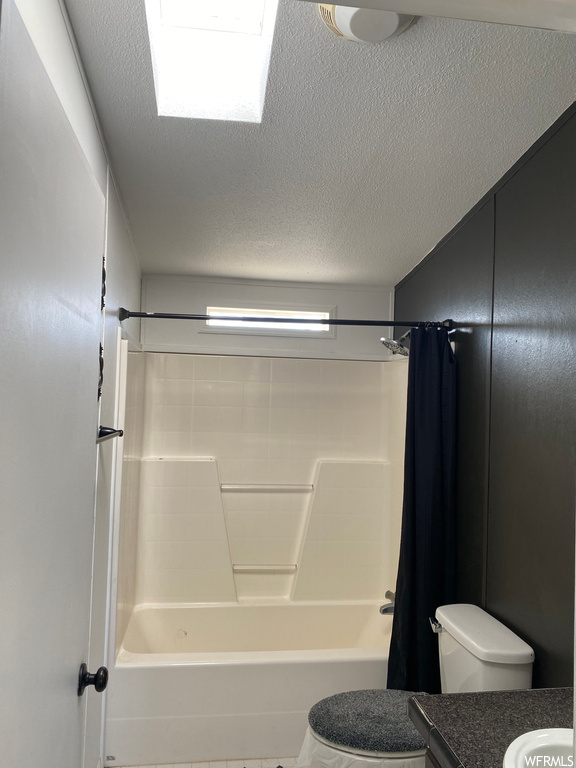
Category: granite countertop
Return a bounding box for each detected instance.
[408,688,573,768]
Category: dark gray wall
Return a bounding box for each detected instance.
[394,105,576,688]
[395,199,495,609]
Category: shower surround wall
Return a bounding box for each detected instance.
[125,352,406,607]
[115,351,146,656]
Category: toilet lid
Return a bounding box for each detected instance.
[308,689,427,755]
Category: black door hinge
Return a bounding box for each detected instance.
[98,343,104,401]
[101,255,107,311]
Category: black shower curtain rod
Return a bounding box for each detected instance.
[118,308,453,329]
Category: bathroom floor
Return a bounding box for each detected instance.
[116,756,298,768]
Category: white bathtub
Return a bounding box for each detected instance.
[105,601,392,767]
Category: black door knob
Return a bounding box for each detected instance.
[78,663,108,696]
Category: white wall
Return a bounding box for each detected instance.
[0,2,141,767]
[141,275,395,360]
[14,0,107,189]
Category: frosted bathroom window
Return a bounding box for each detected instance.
[202,306,336,338]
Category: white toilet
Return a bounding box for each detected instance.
[297,604,535,768]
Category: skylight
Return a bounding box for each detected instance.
[145,0,279,123]
[160,0,267,34]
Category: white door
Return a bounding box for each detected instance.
[0,2,107,766]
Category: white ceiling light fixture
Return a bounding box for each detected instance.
[145,0,280,123]
[318,4,416,42]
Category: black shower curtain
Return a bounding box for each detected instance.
[386,326,457,694]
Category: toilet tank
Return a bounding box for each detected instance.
[435,604,534,693]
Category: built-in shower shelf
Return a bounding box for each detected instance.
[220,484,313,492]
[232,564,298,574]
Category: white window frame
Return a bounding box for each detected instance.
[199,303,338,339]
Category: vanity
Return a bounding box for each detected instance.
[408,688,573,768]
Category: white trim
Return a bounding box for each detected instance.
[106,332,129,671]
[138,343,391,360]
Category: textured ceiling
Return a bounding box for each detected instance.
[64,0,576,286]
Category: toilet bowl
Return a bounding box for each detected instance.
[298,689,426,768]
[297,604,535,768]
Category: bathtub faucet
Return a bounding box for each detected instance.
[379,590,395,615]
